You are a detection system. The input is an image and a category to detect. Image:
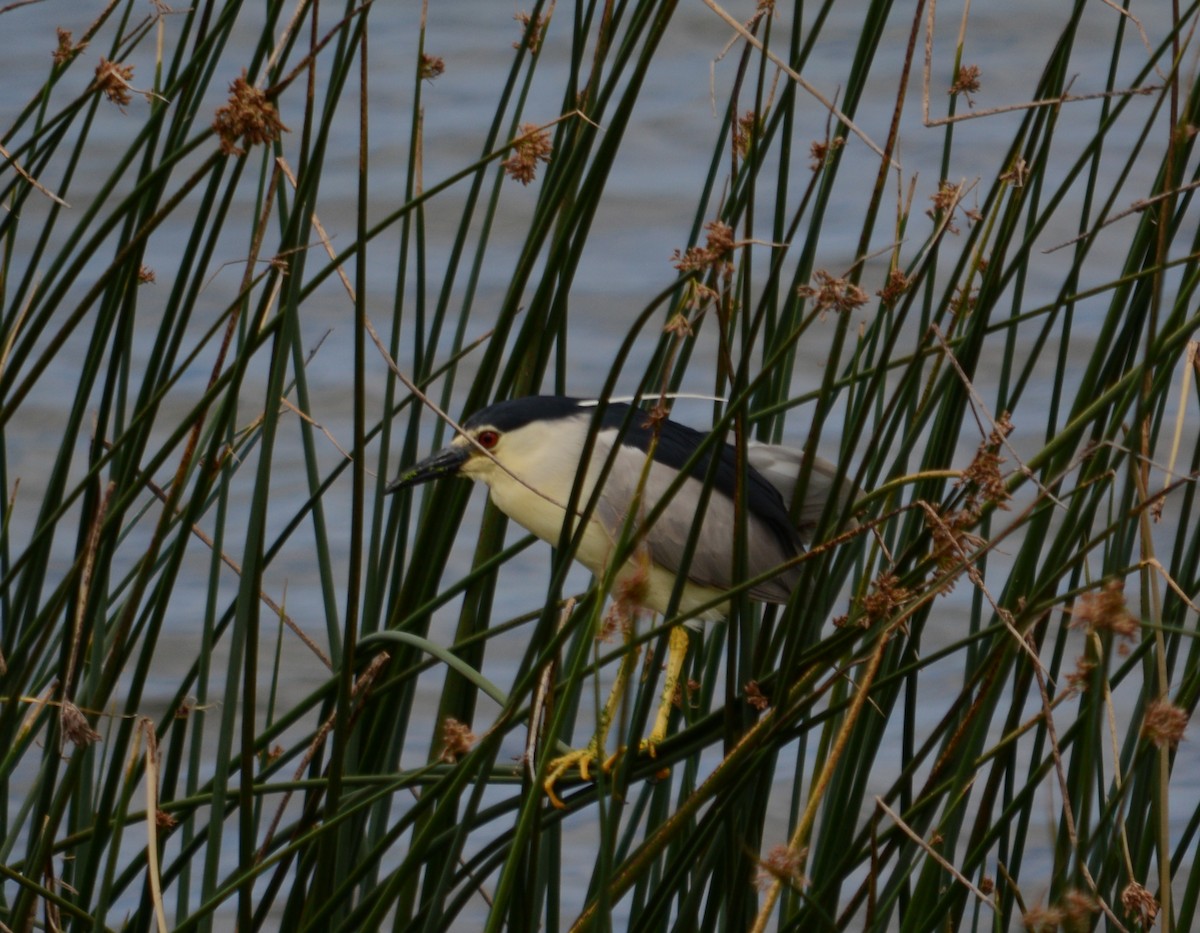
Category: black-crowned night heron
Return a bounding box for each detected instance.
[390,395,852,803]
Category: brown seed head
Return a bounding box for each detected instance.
[956,411,1012,511]
[53,28,87,65]
[1059,890,1099,932]
[1065,654,1097,694]
[877,269,910,305]
[663,312,694,338]
[744,680,770,711]
[1070,580,1140,641]
[734,110,763,158]
[671,221,737,281]
[929,180,959,213]
[950,64,982,100]
[861,573,911,625]
[756,844,806,891]
[1121,881,1159,927]
[797,270,870,317]
[212,72,288,157]
[809,135,844,171]
[945,410,1013,534]
[1142,698,1188,748]
[418,54,445,80]
[61,700,102,747]
[439,717,477,763]
[949,285,977,316]
[927,180,963,233]
[502,123,553,185]
[514,11,550,53]
[924,500,984,583]
[95,57,135,108]
[1021,904,1063,933]
[608,547,652,631]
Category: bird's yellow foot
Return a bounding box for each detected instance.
[637,733,672,781]
[541,624,688,805]
[631,624,690,780]
[543,743,624,809]
[637,735,662,759]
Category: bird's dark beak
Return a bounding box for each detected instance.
[386,444,469,493]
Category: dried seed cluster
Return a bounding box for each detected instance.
[671,220,736,282]
[418,54,445,80]
[61,700,101,748]
[600,550,652,641]
[809,135,844,171]
[212,72,288,157]
[439,717,477,763]
[95,57,135,108]
[924,413,1014,581]
[1022,889,1097,933]
[877,269,910,305]
[744,680,769,711]
[756,844,806,891]
[862,573,912,626]
[957,411,1013,512]
[514,11,550,53]
[950,64,982,100]
[1121,881,1159,928]
[502,123,553,185]
[797,270,869,317]
[733,110,763,158]
[53,28,87,65]
[1070,580,1140,641]
[1142,698,1188,748]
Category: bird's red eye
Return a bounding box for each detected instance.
[476,430,500,450]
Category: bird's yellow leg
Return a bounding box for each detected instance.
[641,626,690,758]
[543,629,639,809]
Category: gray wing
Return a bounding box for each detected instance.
[746,442,857,542]
[590,433,799,603]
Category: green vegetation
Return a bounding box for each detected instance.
[0,0,1197,929]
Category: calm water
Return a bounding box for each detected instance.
[3,0,1195,927]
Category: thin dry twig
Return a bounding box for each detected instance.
[141,719,170,933]
[0,141,71,206]
[1097,0,1157,65]
[702,0,897,169]
[277,395,353,462]
[876,797,997,909]
[922,0,1158,127]
[1140,557,1200,615]
[1162,340,1197,499]
[1044,181,1200,253]
[129,464,332,670]
[63,481,116,745]
[0,0,49,14]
